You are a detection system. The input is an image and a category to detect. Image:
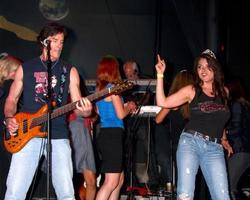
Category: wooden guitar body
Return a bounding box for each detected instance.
[4,105,48,153]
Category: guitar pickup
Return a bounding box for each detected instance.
[23,119,28,133]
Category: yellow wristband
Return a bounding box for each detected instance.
[157,73,164,79]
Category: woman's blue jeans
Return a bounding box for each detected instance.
[176,132,230,200]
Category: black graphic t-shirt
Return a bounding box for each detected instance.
[21,57,71,139]
[185,90,230,138]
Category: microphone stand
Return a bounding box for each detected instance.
[45,42,52,200]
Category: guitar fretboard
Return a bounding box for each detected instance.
[29,87,112,128]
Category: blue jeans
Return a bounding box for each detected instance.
[176,132,230,200]
[4,138,75,200]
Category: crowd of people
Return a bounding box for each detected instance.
[1,22,250,200]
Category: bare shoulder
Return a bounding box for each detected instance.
[111,94,122,101]
[70,66,79,75]
[15,64,23,79]
[70,66,80,81]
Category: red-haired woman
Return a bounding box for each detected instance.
[95,56,136,200]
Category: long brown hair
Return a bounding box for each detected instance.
[169,70,194,119]
[193,53,227,104]
[96,55,122,91]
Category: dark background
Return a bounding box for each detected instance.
[1,1,250,199]
[0,0,249,93]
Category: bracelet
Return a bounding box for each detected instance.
[221,138,228,141]
[157,73,164,79]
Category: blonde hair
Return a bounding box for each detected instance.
[169,70,194,119]
[0,55,22,86]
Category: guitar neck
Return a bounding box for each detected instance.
[32,87,111,127]
[51,88,110,119]
[30,81,133,128]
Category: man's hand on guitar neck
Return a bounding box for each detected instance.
[75,97,93,117]
[4,116,18,136]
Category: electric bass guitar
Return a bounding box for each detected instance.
[4,81,134,153]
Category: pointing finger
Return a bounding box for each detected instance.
[157,54,161,62]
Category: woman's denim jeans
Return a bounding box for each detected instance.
[176,132,230,200]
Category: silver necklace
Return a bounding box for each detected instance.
[40,57,59,69]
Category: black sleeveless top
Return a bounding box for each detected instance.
[185,89,230,138]
[21,57,71,139]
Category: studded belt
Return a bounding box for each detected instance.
[183,128,221,144]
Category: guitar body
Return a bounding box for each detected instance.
[4,104,48,153]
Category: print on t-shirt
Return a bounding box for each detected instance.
[34,71,58,104]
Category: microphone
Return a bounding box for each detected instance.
[41,38,51,47]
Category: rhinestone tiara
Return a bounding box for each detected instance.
[201,49,216,59]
